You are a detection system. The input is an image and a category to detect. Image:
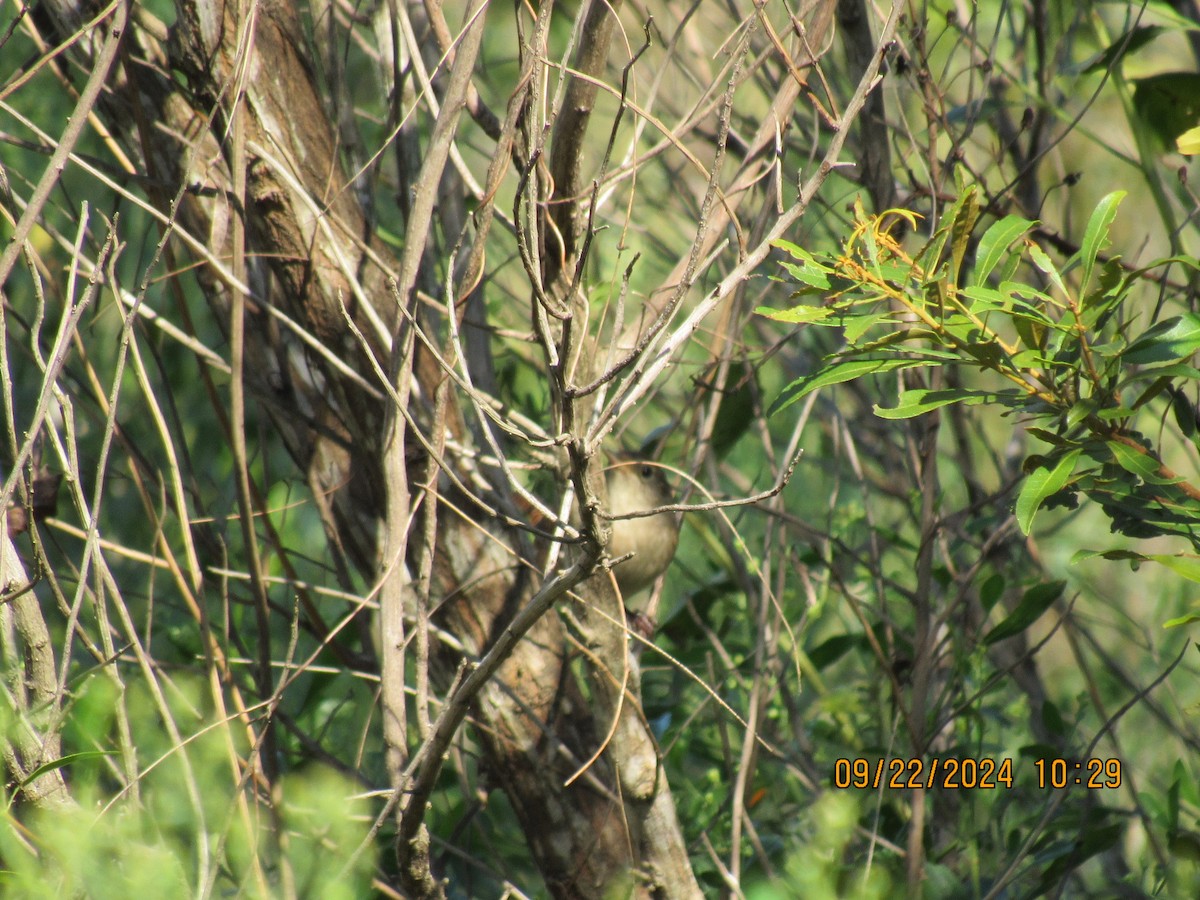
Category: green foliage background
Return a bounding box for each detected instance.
[2,0,1200,897]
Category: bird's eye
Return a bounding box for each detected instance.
[640,464,654,479]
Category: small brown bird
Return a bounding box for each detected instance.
[603,456,680,620]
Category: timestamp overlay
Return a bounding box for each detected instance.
[832,757,1123,791]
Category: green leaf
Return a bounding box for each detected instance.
[1170,386,1199,437]
[1080,259,1127,331]
[1105,439,1173,481]
[710,362,757,458]
[1130,375,1172,411]
[1079,191,1125,291]
[843,310,900,344]
[873,387,1019,419]
[778,262,833,290]
[1077,26,1163,75]
[769,358,938,415]
[1016,449,1081,533]
[949,188,980,282]
[974,215,1035,285]
[1066,398,1098,428]
[1177,124,1200,155]
[979,573,1005,615]
[1026,427,1082,448]
[1147,554,1200,583]
[1125,314,1200,364]
[1026,242,1068,298]
[1069,548,1146,565]
[983,581,1065,645]
[808,633,868,670]
[8,751,118,810]
[916,187,975,275]
[756,304,835,324]
[1133,72,1200,152]
[772,238,811,260]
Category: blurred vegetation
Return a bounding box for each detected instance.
[1,0,1200,897]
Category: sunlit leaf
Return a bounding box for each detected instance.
[1147,554,1200,583]
[1106,440,1179,483]
[778,262,833,290]
[874,387,1020,419]
[917,187,975,275]
[1177,124,1200,155]
[950,188,980,282]
[1125,314,1200,364]
[974,215,1035,285]
[843,310,901,344]
[770,358,939,415]
[757,304,835,324]
[1026,241,1068,298]
[1079,191,1125,290]
[1016,449,1081,533]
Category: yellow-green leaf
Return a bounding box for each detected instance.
[1177,125,1200,155]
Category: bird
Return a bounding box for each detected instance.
[602,455,680,632]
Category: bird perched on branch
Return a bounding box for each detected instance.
[602,455,680,634]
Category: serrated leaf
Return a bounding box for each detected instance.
[1016,449,1081,533]
[769,358,938,415]
[974,215,1035,284]
[1125,314,1200,364]
[1079,191,1125,290]
[983,581,1065,645]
